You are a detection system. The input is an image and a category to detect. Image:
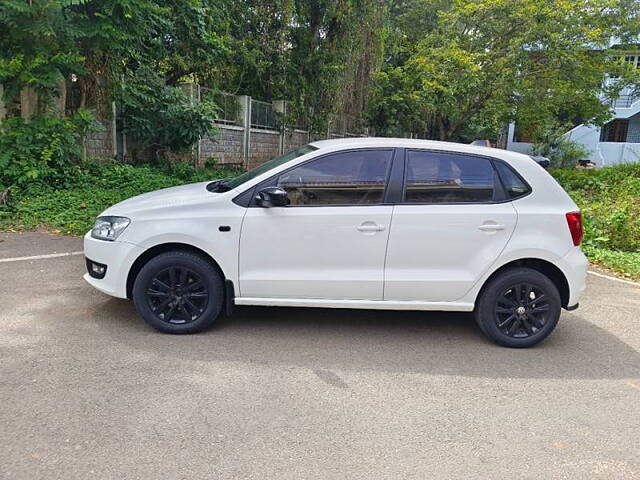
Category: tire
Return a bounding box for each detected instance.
[132,250,224,334]
[475,267,561,348]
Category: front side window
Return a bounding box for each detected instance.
[404,150,496,203]
[275,149,393,206]
[225,145,318,190]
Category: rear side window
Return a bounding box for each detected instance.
[404,150,496,203]
[494,161,530,199]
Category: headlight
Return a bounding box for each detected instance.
[91,216,130,241]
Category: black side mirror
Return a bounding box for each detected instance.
[256,186,289,207]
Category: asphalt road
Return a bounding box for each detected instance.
[1,231,639,479]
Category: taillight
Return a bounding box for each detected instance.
[566,212,583,246]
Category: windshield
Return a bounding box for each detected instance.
[225,144,319,190]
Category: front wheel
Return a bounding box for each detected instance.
[132,251,224,334]
[475,267,561,348]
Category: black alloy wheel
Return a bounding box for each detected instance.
[133,251,224,334]
[475,267,561,348]
[146,266,209,325]
[494,283,550,339]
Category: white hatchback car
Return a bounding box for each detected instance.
[84,138,587,347]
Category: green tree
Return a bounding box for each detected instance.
[368,0,640,141]
[0,0,85,114]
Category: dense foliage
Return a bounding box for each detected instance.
[0,110,97,189]
[0,0,386,137]
[2,0,639,145]
[120,80,219,161]
[554,164,640,253]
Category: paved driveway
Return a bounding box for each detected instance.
[1,232,639,479]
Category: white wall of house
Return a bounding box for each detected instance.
[505,123,534,154]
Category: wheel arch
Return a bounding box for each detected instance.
[126,242,228,299]
[476,258,570,309]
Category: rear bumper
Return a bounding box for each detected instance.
[558,248,589,308]
[83,232,144,299]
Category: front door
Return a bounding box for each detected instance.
[239,149,395,300]
[384,149,518,302]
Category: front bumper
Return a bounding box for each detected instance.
[83,232,144,299]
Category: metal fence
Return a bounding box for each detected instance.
[251,99,278,130]
[193,85,367,136]
[200,88,241,126]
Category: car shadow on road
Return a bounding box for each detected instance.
[93,298,640,380]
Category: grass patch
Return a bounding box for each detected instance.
[583,246,640,281]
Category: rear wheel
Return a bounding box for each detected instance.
[475,267,561,348]
[132,251,224,334]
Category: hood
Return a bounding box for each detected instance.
[102,181,214,216]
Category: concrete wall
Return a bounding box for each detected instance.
[83,92,364,168]
[199,126,314,169]
[627,112,640,143]
[248,129,280,169]
[86,122,314,167]
[200,125,244,166]
[283,129,311,153]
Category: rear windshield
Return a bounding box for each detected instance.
[225,145,318,190]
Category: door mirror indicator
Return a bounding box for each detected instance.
[256,186,289,207]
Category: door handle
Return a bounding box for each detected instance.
[357,223,385,233]
[478,224,505,231]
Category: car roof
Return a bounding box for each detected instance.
[309,137,523,162]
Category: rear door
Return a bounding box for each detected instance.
[384,149,517,302]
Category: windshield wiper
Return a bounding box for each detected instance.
[206,178,232,193]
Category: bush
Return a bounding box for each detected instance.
[119,74,219,160]
[0,111,98,189]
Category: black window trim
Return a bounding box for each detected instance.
[398,148,532,206]
[233,147,532,208]
[244,147,399,208]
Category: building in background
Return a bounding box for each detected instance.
[506,39,640,166]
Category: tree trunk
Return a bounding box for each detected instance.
[0,84,6,122]
[54,79,67,116]
[20,87,38,120]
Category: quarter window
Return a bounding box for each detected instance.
[404,151,496,203]
[494,161,530,199]
[275,150,393,206]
